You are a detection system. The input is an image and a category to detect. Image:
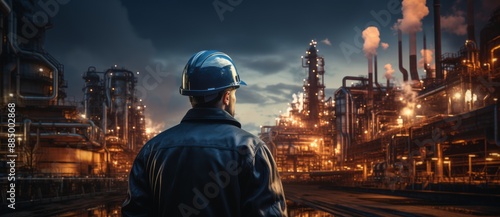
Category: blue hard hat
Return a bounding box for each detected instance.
[179,50,246,96]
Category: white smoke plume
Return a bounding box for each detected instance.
[395,0,429,33]
[362,26,380,58]
[290,92,304,113]
[145,116,165,136]
[441,10,467,35]
[322,38,332,46]
[418,49,434,69]
[298,92,304,113]
[384,63,395,80]
[400,82,417,119]
[292,93,298,104]
[381,42,389,50]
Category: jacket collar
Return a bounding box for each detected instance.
[181,108,241,128]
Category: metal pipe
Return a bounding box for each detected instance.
[23,119,31,147]
[28,133,101,147]
[32,122,92,128]
[0,0,8,57]
[466,0,475,42]
[102,101,107,139]
[0,16,3,56]
[434,0,443,80]
[423,32,432,79]
[398,29,409,82]
[125,102,129,149]
[342,76,368,88]
[0,0,10,14]
[335,87,354,150]
[82,119,96,142]
[9,11,58,101]
[105,72,112,109]
[368,55,374,108]
[374,55,382,91]
[495,103,500,147]
[416,85,446,99]
[409,31,419,82]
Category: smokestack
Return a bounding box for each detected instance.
[467,0,475,42]
[409,32,419,82]
[368,55,373,106]
[434,0,443,80]
[384,63,395,90]
[362,26,379,107]
[374,55,381,91]
[423,32,432,79]
[398,29,409,82]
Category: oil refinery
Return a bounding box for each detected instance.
[0,0,147,206]
[1,0,500,215]
[260,0,500,190]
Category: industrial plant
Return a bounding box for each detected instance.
[0,0,147,205]
[261,0,500,190]
[1,0,500,214]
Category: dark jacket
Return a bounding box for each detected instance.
[122,108,287,216]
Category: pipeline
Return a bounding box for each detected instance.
[374,55,382,91]
[0,0,10,56]
[495,104,499,147]
[0,0,10,14]
[416,85,446,99]
[398,29,409,82]
[23,119,31,146]
[466,0,475,42]
[423,32,432,79]
[409,31,419,82]
[342,76,368,88]
[8,11,58,101]
[434,0,443,80]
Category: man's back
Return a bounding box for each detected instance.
[122,108,287,216]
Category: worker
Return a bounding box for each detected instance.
[122,50,287,216]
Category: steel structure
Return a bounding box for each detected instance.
[0,1,147,203]
[262,3,500,189]
[261,40,335,180]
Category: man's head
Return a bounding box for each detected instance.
[179,50,245,116]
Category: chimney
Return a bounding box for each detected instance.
[368,54,374,107]
[434,0,443,80]
[398,29,409,82]
[467,0,475,42]
[409,31,419,82]
[374,55,382,91]
[423,32,432,79]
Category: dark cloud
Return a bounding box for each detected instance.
[46,0,156,100]
[42,0,491,133]
[237,83,301,105]
[239,57,290,75]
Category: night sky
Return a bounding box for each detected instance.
[44,0,500,135]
